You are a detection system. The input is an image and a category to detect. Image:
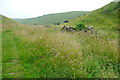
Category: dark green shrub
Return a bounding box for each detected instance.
[76,22,85,30]
[53,22,60,25]
[56,22,60,25]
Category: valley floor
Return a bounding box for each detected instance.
[2,24,119,78]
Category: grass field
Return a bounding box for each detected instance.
[2,16,119,78]
[2,1,120,78]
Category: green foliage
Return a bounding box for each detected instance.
[76,22,85,30]
[53,22,60,25]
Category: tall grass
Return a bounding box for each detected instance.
[2,24,119,78]
[2,3,119,77]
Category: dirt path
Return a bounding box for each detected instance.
[2,33,23,78]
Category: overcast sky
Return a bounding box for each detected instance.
[0,0,115,18]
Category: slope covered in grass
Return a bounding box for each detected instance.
[65,1,119,42]
[66,2,119,30]
[14,11,89,25]
[2,12,119,78]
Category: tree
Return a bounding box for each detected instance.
[84,14,86,16]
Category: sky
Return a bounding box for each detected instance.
[0,0,115,18]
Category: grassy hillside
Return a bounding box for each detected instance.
[66,2,119,30]
[65,1,119,40]
[2,1,119,78]
[14,11,89,25]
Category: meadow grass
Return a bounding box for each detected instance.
[2,23,119,78]
[2,2,119,78]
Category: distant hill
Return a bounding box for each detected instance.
[14,11,89,25]
[66,1,119,30]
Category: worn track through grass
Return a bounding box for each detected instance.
[2,30,23,78]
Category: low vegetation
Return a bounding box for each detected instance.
[76,22,85,30]
[2,15,119,78]
[2,1,120,78]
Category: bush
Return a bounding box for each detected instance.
[76,22,85,30]
[53,22,60,25]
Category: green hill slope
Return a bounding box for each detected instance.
[66,2,119,30]
[2,15,17,25]
[14,11,89,25]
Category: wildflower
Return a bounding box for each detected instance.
[81,46,83,48]
[72,67,75,70]
[80,67,83,69]
[61,56,64,58]
[39,36,42,38]
[69,60,72,63]
[44,74,46,77]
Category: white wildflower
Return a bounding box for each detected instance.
[39,36,42,38]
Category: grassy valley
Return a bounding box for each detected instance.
[2,1,119,78]
[14,11,89,25]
